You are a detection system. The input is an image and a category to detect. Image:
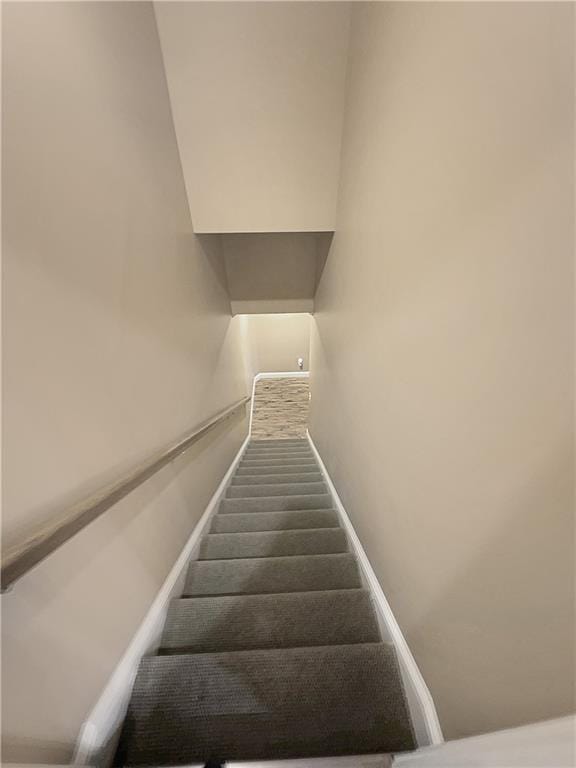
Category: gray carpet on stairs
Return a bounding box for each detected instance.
[116,438,416,765]
[210,508,339,532]
[117,644,414,765]
[225,480,327,497]
[220,493,333,513]
[230,471,324,484]
[251,438,309,446]
[184,552,362,595]
[244,447,314,456]
[199,527,348,559]
[241,456,318,466]
[236,462,320,475]
[243,454,314,462]
[160,589,380,654]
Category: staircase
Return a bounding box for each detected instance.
[116,439,416,765]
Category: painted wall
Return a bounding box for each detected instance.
[394,717,575,768]
[1,3,249,761]
[154,2,350,233]
[309,3,574,740]
[223,233,318,315]
[241,314,311,380]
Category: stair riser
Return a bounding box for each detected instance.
[226,482,327,498]
[160,590,379,654]
[248,440,309,445]
[210,509,339,533]
[236,464,320,476]
[243,455,314,463]
[199,528,348,559]
[220,494,332,513]
[243,450,314,457]
[241,458,318,467]
[230,473,323,485]
[184,553,362,596]
[249,443,308,450]
[244,450,313,458]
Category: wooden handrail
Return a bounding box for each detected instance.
[1,395,251,591]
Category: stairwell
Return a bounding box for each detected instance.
[115,438,416,765]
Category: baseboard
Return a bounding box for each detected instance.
[306,432,444,749]
[72,433,251,767]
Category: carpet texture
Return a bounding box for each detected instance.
[236,462,320,475]
[210,508,339,532]
[219,493,333,513]
[184,552,362,596]
[241,456,317,465]
[160,589,380,654]
[230,471,324,485]
[199,527,348,560]
[115,438,416,765]
[225,481,328,498]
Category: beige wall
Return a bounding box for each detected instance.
[241,314,311,380]
[310,2,574,740]
[154,2,350,233]
[1,2,249,761]
[223,233,318,315]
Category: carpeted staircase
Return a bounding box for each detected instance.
[116,438,416,765]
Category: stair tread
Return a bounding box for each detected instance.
[199,528,348,560]
[240,460,318,467]
[231,472,323,485]
[245,450,311,456]
[248,446,309,450]
[242,455,316,461]
[243,456,314,464]
[184,552,362,596]
[160,589,380,654]
[245,448,312,453]
[226,482,327,498]
[210,509,339,532]
[243,450,314,456]
[249,440,309,445]
[220,494,332,514]
[236,464,320,475]
[117,643,416,764]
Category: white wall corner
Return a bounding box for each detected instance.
[72,433,251,768]
[306,431,444,749]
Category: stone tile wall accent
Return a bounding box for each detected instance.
[251,377,310,439]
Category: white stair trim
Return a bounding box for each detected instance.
[72,434,251,767]
[306,431,444,749]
